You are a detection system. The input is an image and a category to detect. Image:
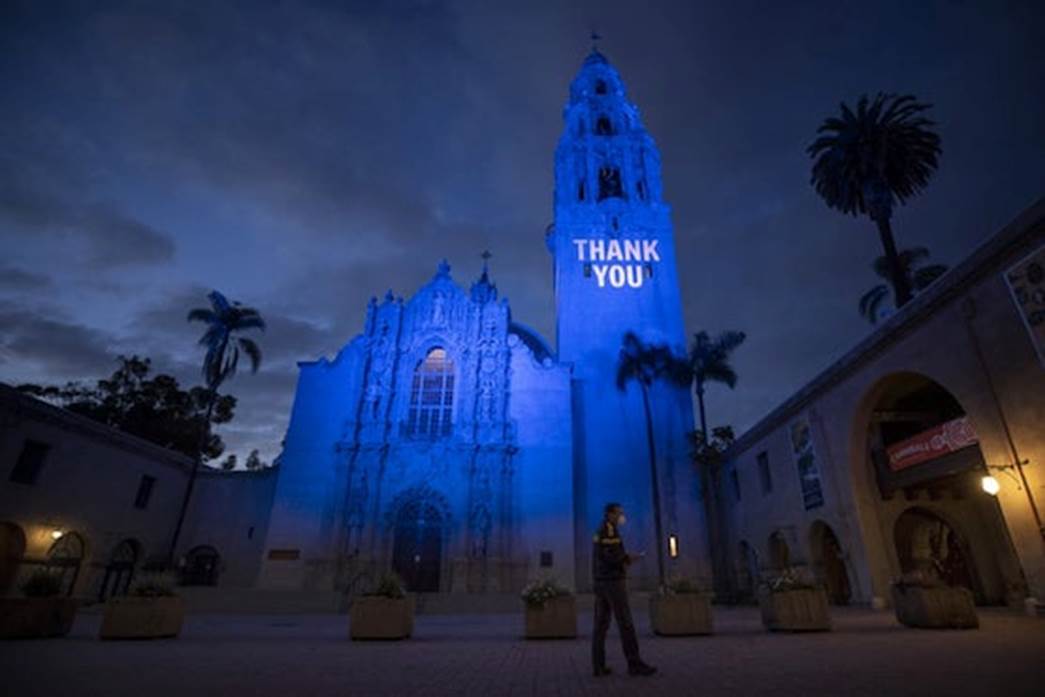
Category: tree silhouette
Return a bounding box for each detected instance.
[859,247,948,324]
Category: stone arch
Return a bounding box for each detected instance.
[182,545,221,586]
[768,531,790,571]
[0,522,26,595]
[98,538,141,601]
[736,540,759,602]
[386,484,451,592]
[809,520,851,605]
[847,371,1024,605]
[47,531,86,597]
[405,346,456,440]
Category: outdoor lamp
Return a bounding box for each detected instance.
[668,534,679,559]
[50,529,64,540]
[981,475,1000,496]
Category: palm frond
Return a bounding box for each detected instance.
[859,285,890,323]
[913,264,948,290]
[238,338,262,373]
[187,308,218,324]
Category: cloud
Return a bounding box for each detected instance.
[0,266,51,292]
[0,301,118,379]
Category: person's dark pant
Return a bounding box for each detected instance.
[592,579,640,669]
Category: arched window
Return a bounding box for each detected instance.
[407,348,454,439]
[595,115,614,136]
[595,79,607,95]
[597,166,624,200]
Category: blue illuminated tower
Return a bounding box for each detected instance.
[548,48,708,589]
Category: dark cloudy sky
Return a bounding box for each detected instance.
[2,0,1043,466]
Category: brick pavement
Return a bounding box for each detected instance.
[2,607,1042,697]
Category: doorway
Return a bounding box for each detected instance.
[810,521,851,605]
[392,499,443,592]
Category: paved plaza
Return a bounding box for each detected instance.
[3,606,1042,697]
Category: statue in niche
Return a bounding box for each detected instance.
[431,292,446,325]
[469,506,491,559]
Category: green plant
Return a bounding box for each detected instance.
[129,572,178,598]
[520,577,572,608]
[661,575,709,596]
[21,570,63,598]
[364,572,406,599]
[763,568,819,594]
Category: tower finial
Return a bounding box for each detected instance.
[481,249,492,276]
[590,30,601,51]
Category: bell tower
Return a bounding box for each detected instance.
[547,47,707,589]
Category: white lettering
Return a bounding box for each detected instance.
[624,239,642,261]
[592,264,609,287]
[642,239,660,262]
[606,239,623,261]
[589,239,606,261]
[625,265,643,288]
[572,239,587,261]
[608,265,626,288]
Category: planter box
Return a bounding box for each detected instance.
[350,596,414,640]
[0,598,78,639]
[760,588,831,632]
[892,585,978,629]
[524,595,577,639]
[100,597,184,640]
[650,593,713,636]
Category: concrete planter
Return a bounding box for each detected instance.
[524,595,577,639]
[100,596,184,640]
[650,593,713,636]
[760,588,831,632]
[350,595,414,640]
[892,585,978,629]
[0,598,78,639]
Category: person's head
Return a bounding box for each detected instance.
[604,502,626,526]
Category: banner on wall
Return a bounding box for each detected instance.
[790,416,824,510]
[885,415,979,472]
[1005,243,1045,368]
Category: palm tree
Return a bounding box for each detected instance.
[687,330,745,596]
[689,331,746,442]
[616,331,687,587]
[859,247,949,323]
[808,93,942,308]
[167,290,265,563]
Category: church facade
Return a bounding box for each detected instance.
[258,49,708,594]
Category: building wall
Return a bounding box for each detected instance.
[720,199,1045,605]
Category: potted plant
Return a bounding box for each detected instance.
[759,568,830,632]
[521,577,576,639]
[0,570,77,639]
[650,576,713,636]
[350,573,414,640]
[891,570,978,629]
[100,572,184,640]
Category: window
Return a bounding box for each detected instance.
[595,79,607,95]
[406,348,454,439]
[758,451,773,495]
[595,115,614,136]
[539,550,553,568]
[9,439,48,485]
[597,166,624,200]
[577,180,585,201]
[583,262,592,278]
[637,180,647,200]
[133,475,156,509]
[731,469,741,501]
[247,526,255,540]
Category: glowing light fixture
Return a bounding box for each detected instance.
[668,534,679,559]
[50,529,64,540]
[981,475,1000,496]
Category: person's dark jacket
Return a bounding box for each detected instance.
[592,520,629,581]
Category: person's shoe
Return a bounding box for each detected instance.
[628,662,657,677]
[593,666,612,677]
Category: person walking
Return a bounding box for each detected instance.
[592,502,657,677]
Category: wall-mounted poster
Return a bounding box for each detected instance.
[1005,243,1045,368]
[790,416,824,510]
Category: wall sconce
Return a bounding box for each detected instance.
[980,475,1000,496]
[50,529,64,540]
[668,534,679,559]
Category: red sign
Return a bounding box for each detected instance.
[886,416,979,471]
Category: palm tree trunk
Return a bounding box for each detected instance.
[167,389,216,566]
[640,383,667,588]
[696,384,725,597]
[875,217,913,307]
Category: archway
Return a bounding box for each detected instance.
[809,521,851,605]
[855,372,1024,605]
[768,531,790,571]
[182,545,221,586]
[98,539,140,601]
[0,522,26,595]
[47,532,85,597]
[894,507,981,600]
[736,540,759,603]
[392,498,443,592]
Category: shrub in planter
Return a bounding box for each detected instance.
[100,573,185,640]
[0,570,77,639]
[521,578,576,639]
[759,568,830,632]
[350,573,414,640]
[650,576,713,636]
[891,571,978,630]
